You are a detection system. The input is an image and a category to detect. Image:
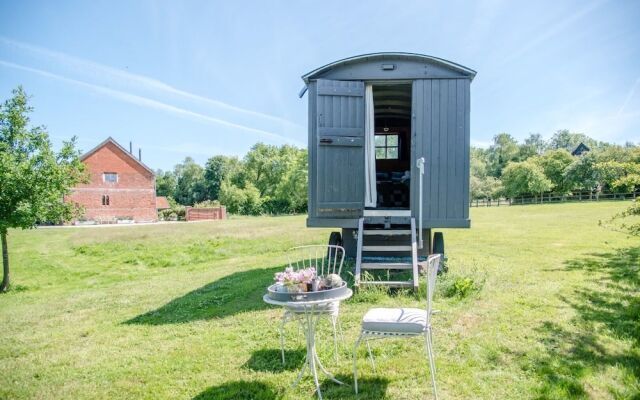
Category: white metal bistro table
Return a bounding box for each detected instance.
[263,289,352,399]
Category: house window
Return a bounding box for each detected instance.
[103,172,118,183]
[375,134,399,160]
[102,195,110,206]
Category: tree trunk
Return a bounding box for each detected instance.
[1,229,8,292]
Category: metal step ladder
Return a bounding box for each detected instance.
[354,209,419,291]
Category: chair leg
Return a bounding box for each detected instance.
[365,339,376,372]
[330,315,339,365]
[279,314,287,365]
[425,328,438,400]
[353,332,364,394]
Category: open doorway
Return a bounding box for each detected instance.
[372,83,412,209]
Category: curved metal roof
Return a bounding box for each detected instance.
[302,52,476,83]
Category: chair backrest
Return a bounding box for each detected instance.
[286,245,345,278]
[425,254,442,323]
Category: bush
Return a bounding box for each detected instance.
[158,198,186,221]
[193,199,221,208]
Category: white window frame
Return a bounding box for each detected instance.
[103,172,118,183]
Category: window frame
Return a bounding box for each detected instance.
[374,133,400,160]
[103,172,118,183]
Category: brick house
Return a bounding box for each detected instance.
[67,137,158,223]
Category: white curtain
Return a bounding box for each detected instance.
[364,84,377,207]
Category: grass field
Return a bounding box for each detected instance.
[0,202,638,399]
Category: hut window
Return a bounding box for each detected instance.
[375,134,399,159]
[103,172,118,183]
[102,195,110,206]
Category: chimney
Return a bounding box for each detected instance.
[138,148,142,161]
[129,141,133,154]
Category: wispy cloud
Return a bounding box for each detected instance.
[500,0,607,66]
[0,60,303,145]
[617,77,640,117]
[0,36,300,127]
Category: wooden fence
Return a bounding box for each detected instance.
[185,206,227,221]
[471,191,638,207]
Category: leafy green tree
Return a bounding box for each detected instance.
[548,129,599,151]
[501,160,552,199]
[203,155,239,200]
[155,169,176,197]
[0,87,86,292]
[536,149,574,193]
[173,157,206,205]
[564,153,598,194]
[519,133,546,159]
[487,133,520,177]
[470,176,503,200]
[219,180,263,215]
[594,161,640,193]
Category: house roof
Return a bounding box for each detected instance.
[571,142,591,156]
[156,196,170,209]
[301,52,477,84]
[80,137,155,175]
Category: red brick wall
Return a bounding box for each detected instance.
[185,207,227,221]
[67,141,157,222]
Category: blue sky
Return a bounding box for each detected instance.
[1,0,639,170]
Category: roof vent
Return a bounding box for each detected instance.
[381,64,396,71]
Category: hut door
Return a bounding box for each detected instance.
[315,79,365,210]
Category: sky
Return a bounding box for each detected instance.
[0,0,639,170]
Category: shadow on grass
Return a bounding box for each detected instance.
[243,348,306,372]
[530,246,640,399]
[319,375,389,399]
[193,380,277,400]
[191,377,388,400]
[125,265,284,324]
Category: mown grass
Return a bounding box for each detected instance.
[0,203,638,399]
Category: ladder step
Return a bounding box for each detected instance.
[362,245,412,252]
[363,209,411,217]
[361,262,413,270]
[363,230,412,236]
[360,280,414,288]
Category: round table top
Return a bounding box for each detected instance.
[263,288,353,307]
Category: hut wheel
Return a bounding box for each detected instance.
[328,231,343,247]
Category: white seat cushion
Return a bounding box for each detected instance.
[362,308,427,334]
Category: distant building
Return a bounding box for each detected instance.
[571,142,591,156]
[67,137,159,223]
[156,196,171,210]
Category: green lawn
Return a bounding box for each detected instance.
[0,202,638,399]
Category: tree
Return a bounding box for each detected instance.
[519,133,546,159]
[203,155,238,200]
[501,160,552,199]
[0,87,86,292]
[536,149,574,193]
[564,153,598,194]
[155,169,176,197]
[486,133,520,177]
[548,129,599,151]
[173,157,206,205]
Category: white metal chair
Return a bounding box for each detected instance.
[353,253,442,399]
[279,245,346,365]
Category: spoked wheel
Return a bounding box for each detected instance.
[432,232,447,273]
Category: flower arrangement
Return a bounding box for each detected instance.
[274,267,344,293]
[274,267,316,292]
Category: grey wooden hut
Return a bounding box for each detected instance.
[300,52,475,289]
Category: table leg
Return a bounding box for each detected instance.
[290,305,347,399]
